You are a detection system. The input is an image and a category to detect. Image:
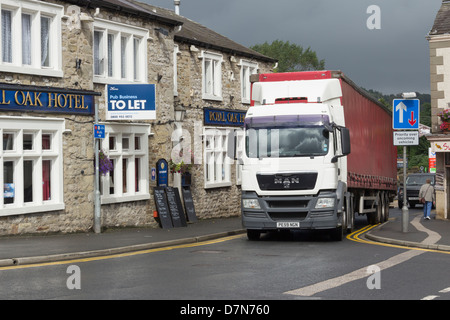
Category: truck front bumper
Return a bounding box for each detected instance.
[241,191,340,231]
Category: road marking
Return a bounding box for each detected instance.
[284,249,424,297]
[439,287,450,293]
[0,234,244,271]
[421,295,439,300]
[285,215,444,297]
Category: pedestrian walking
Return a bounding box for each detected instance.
[419,179,435,220]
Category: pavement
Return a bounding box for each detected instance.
[0,210,449,267]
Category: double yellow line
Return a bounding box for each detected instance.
[0,234,244,271]
[347,223,450,255]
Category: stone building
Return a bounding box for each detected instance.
[427,0,450,219]
[0,0,276,235]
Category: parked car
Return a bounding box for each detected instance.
[398,173,436,208]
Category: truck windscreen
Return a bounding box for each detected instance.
[245,114,330,158]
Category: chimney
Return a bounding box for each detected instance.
[174,0,180,15]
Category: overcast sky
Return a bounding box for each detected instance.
[141,0,442,95]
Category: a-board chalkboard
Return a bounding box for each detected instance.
[182,186,197,222]
[153,187,173,229]
[165,187,187,227]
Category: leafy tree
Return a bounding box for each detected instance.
[250,40,325,72]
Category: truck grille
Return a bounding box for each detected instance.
[257,173,317,191]
[268,212,308,221]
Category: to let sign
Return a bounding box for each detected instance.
[106,84,156,120]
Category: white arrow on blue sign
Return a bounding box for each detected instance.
[393,99,420,130]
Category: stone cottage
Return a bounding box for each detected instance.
[0,0,276,235]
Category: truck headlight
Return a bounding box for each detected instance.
[315,198,335,209]
[242,199,261,209]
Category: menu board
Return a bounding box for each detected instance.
[182,187,197,222]
[165,187,187,227]
[153,187,173,229]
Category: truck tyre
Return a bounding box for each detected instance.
[380,192,386,223]
[346,193,354,233]
[384,193,390,222]
[331,210,346,241]
[247,229,261,241]
[331,226,344,241]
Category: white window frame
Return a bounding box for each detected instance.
[240,59,258,104]
[173,44,179,96]
[0,116,65,216]
[204,127,237,189]
[0,0,63,77]
[100,123,150,204]
[93,19,148,84]
[235,128,244,185]
[200,51,223,101]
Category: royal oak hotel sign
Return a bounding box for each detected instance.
[0,85,98,115]
[204,107,246,127]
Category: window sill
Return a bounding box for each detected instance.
[204,181,232,189]
[101,193,150,205]
[0,203,65,217]
[202,94,223,102]
[0,65,63,78]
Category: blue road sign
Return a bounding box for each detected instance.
[94,124,105,139]
[393,99,420,130]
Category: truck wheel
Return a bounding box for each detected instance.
[384,194,390,222]
[331,226,343,241]
[247,229,261,241]
[331,211,345,241]
[346,194,354,233]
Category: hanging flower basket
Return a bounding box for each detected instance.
[440,121,450,132]
[168,149,194,174]
[438,109,450,133]
[97,150,113,175]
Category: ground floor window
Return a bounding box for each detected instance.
[100,123,150,204]
[204,127,242,189]
[0,117,65,216]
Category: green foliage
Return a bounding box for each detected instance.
[250,40,325,72]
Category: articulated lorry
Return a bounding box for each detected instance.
[241,70,397,240]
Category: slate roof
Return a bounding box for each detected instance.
[70,0,276,63]
[429,1,450,36]
[128,0,276,62]
[64,0,184,26]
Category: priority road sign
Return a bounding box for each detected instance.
[393,99,420,130]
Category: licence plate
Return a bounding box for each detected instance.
[409,197,419,201]
[277,222,300,228]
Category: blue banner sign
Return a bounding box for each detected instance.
[204,107,246,127]
[0,88,95,115]
[156,159,169,187]
[107,84,156,120]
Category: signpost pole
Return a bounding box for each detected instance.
[94,104,101,233]
[393,92,418,233]
[402,145,408,233]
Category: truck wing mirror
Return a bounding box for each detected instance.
[331,127,351,163]
[341,127,351,155]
